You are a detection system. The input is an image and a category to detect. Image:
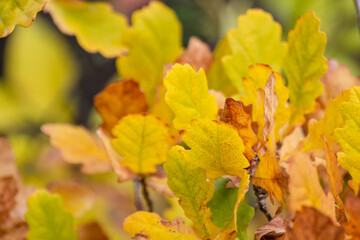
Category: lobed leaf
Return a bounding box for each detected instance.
[116,1,182,102]
[164,146,215,238]
[45,0,128,58]
[0,0,47,37]
[25,189,77,240]
[335,86,360,194]
[123,211,199,240]
[283,11,327,125]
[94,80,147,134]
[221,9,286,95]
[164,64,218,130]
[181,119,249,179]
[111,114,171,174]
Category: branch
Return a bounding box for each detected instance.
[355,0,360,32]
[140,175,153,212]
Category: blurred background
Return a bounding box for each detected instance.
[0,0,359,239]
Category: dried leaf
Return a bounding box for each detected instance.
[94,80,147,134]
[180,119,250,179]
[255,215,290,240]
[220,98,257,160]
[147,176,175,198]
[279,126,304,160]
[177,37,213,71]
[41,123,111,174]
[288,152,336,220]
[263,73,278,142]
[252,152,289,204]
[78,222,108,240]
[342,194,360,238]
[287,207,345,240]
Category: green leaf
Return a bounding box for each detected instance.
[25,189,77,240]
[0,0,47,37]
[116,1,182,103]
[283,11,327,125]
[164,64,218,130]
[164,146,216,238]
[45,0,128,58]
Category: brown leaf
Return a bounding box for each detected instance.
[252,152,289,204]
[255,215,291,240]
[263,72,278,142]
[279,127,304,161]
[342,194,360,238]
[146,176,175,198]
[287,207,345,240]
[220,98,257,159]
[94,80,148,133]
[318,59,360,108]
[78,222,108,240]
[177,37,213,71]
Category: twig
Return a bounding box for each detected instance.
[355,0,360,33]
[140,176,153,212]
[134,179,144,211]
[249,153,272,221]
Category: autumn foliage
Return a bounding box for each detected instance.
[2,1,360,240]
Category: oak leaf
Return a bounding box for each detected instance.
[287,207,345,240]
[252,152,289,204]
[0,0,47,37]
[111,114,171,174]
[164,146,216,238]
[164,64,218,130]
[41,123,111,174]
[116,1,182,102]
[335,86,360,194]
[283,12,327,126]
[220,98,257,159]
[94,80,147,134]
[342,194,360,238]
[255,215,290,240]
[123,211,199,240]
[45,0,128,58]
[180,119,250,179]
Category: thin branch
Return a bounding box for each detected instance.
[355,0,360,33]
[134,179,144,211]
[140,176,153,212]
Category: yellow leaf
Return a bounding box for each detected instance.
[241,64,290,143]
[0,0,47,37]
[41,123,111,174]
[45,0,128,58]
[303,89,351,152]
[251,152,288,204]
[123,211,199,240]
[111,114,171,174]
[335,86,360,194]
[207,37,235,96]
[116,1,182,103]
[220,98,257,160]
[94,80,147,134]
[164,146,216,238]
[180,119,249,179]
[288,152,335,220]
[222,9,286,95]
[283,12,327,126]
[164,64,218,130]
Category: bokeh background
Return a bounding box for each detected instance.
[0,0,359,239]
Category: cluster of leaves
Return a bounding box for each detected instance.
[2,1,360,240]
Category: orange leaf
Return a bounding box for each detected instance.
[252,152,288,204]
[94,80,147,134]
[287,207,345,240]
[288,152,335,221]
[220,98,257,159]
[41,124,111,174]
[255,215,290,240]
[342,194,360,238]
